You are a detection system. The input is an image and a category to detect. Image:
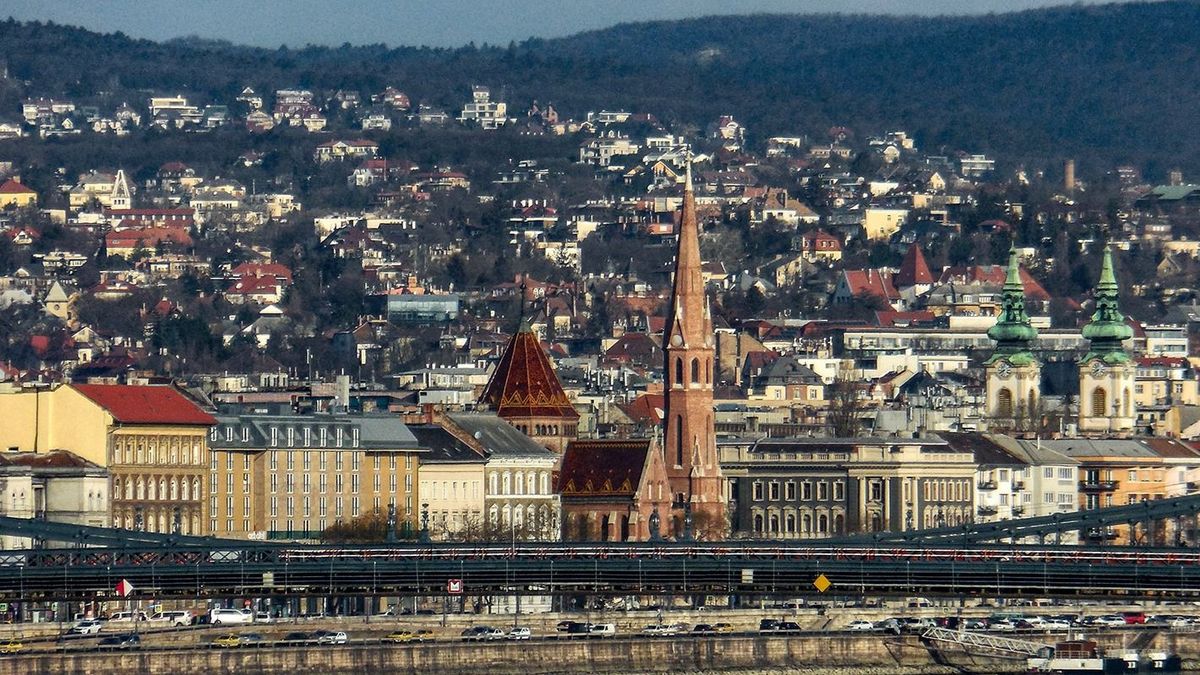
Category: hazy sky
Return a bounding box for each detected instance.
[3,0,1121,48]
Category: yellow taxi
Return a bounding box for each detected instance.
[0,639,23,655]
[382,629,430,644]
[211,633,242,648]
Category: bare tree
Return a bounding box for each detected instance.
[826,376,867,437]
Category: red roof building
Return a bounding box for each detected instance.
[479,321,579,453]
[557,438,671,542]
[896,242,934,288]
[72,384,216,425]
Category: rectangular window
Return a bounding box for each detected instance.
[1044,467,1054,479]
[1059,493,1073,504]
[226,454,234,471]
[390,455,397,471]
[302,475,311,493]
[1058,468,1073,480]
[351,496,360,516]
[406,455,412,470]
[286,452,294,470]
[269,453,278,470]
[303,452,311,471]
[270,474,278,494]
[352,474,360,493]
[352,453,361,471]
[319,453,327,471]
[404,474,412,493]
[374,455,381,471]
[801,482,813,501]
[1129,470,1138,482]
[303,427,311,447]
[1044,492,1055,504]
[319,475,327,493]
[243,454,251,471]
[286,496,294,516]
[335,452,344,471]
[352,428,360,447]
[335,475,343,492]
[336,428,344,447]
[833,481,844,501]
[752,481,764,501]
[769,482,780,501]
[785,482,796,501]
[270,497,277,517]
[319,427,327,446]
[817,481,828,501]
[243,496,250,519]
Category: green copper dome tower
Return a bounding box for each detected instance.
[1078,243,1136,435]
[986,248,1038,365]
[984,247,1042,428]
[1080,245,1133,364]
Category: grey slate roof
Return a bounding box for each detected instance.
[446,413,556,459]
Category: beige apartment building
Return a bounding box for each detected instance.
[0,383,214,534]
[208,408,425,540]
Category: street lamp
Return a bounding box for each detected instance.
[419,503,430,543]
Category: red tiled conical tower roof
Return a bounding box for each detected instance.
[480,320,579,420]
[896,242,934,288]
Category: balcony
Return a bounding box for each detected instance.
[1012,506,1025,517]
[1079,480,1119,492]
[1012,481,1025,491]
[977,480,998,491]
[977,505,998,517]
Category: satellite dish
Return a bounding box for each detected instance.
[474,431,483,439]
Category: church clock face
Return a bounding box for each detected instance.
[670,334,683,347]
[996,362,1012,378]
[1091,361,1107,378]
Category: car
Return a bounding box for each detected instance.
[0,640,22,655]
[210,608,254,625]
[239,633,265,646]
[461,626,494,642]
[565,622,593,637]
[150,610,193,627]
[68,619,103,635]
[212,634,243,648]
[280,631,313,645]
[1092,615,1128,628]
[758,619,780,634]
[846,620,875,632]
[588,623,617,638]
[989,619,1017,633]
[1042,619,1072,632]
[555,620,576,633]
[642,624,677,636]
[313,630,348,645]
[105,611,147,623]
[1122,611,1147,625]
[963,619,988,631]
[383,630,430,644]
[713,623,734,634]
[98,633,141,650]
[253,611,273,624]
[874,618,902,635]
[776,621,802,635]
[691,624,716,635]
[506,627,531,640]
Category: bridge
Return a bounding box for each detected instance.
[0,495,1198,602]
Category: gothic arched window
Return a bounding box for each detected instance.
[997,388,1014,418]
[1092,387,1107,418]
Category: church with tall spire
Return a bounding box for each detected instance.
[984,248,1041,429]
[1077,245,1135,435]
[661,163,726,538]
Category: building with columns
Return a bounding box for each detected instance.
[661,164,726,538]
[719,436,975,538]
[1078,246,1136,435]
[984,248,1042,431]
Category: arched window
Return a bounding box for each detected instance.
[834,513,845,534]
[691,358,700,383]
[502,472,511,495]
[706,359,711,384]
[753,513,764,533]
[489,505,499,526]
[113,478,122,501]
[181,479,190,501]
[158,478,166,501]
[489,472,499,495]
[785,513,796,534]
[169,478,178,501]
[514,474,524,496]
[674,357,684,385]
[818,514,829,534]
[768,513,780,533]
[802,513,812,534]
[1092,387,1108,418]
[997,388,1014,418]
[540,472,550,494]
[191,478,200,502]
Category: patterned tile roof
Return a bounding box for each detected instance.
[558,439,653,497]
[479,323,578,420]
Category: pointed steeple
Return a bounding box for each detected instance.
[896,242,933,289]
[479,318,579,449]
[986,248,1038,363]
[663,156,711,349]
[110,169,131,210]
[1081,244,1133,362]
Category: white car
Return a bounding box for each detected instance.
[209,608,253,625]
[641,624,677,636]
[846,620,874,632]
[315,630,348,645]
[506,627,531,640]
[68,619,103,635]
[1092,615,1127,628]
[1042,619,1072,631]
[589,623,617,637]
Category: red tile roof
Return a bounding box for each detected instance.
[938,264,1050,301]
[842,269,900,301]
[558,439,653,497]
[896,242,934,287]
[0,179,35,195]
[618,393,665,425]
[71,384,215,425]
[480,324,579,420]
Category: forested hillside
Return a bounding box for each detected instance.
[2,2,1199,174]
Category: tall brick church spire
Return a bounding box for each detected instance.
[662,161,725,539]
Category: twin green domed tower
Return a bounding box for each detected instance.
[984,245,1134,434]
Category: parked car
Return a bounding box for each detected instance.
[150,610,193,627]
[874,618,902,635]
[1092,615,1128,628]
[105,611,147,623]
[314,630,348,645]
[506,627,531,640]
[759,619,780,634]
[1122,611,1147,625]
[713,623,734,634]
[0,640,22,655]
[1042,619,1072,632]
[98,633,141,650]
[280,631,312,645]
[209,608,253,625]
[212,634,242,648]
[691,624,716,635]
[846,620,874,632]
[989,619,1018,633]
[779,621,802,634]
[383,630,430,644]
[588,623,617,638]
[565,622,593,637]
[642,624,677,636]
[555,620,576,633]
[461,626,494,642]
[67,619,103,635]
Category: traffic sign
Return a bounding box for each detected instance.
[116,579,134,597]
[447,578,463,595]
[813,574,831,593]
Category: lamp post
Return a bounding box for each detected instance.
[419,503,430,543]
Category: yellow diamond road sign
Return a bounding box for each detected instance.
[813,574,831,593]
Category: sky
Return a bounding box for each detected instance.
[2,0,1122,49]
